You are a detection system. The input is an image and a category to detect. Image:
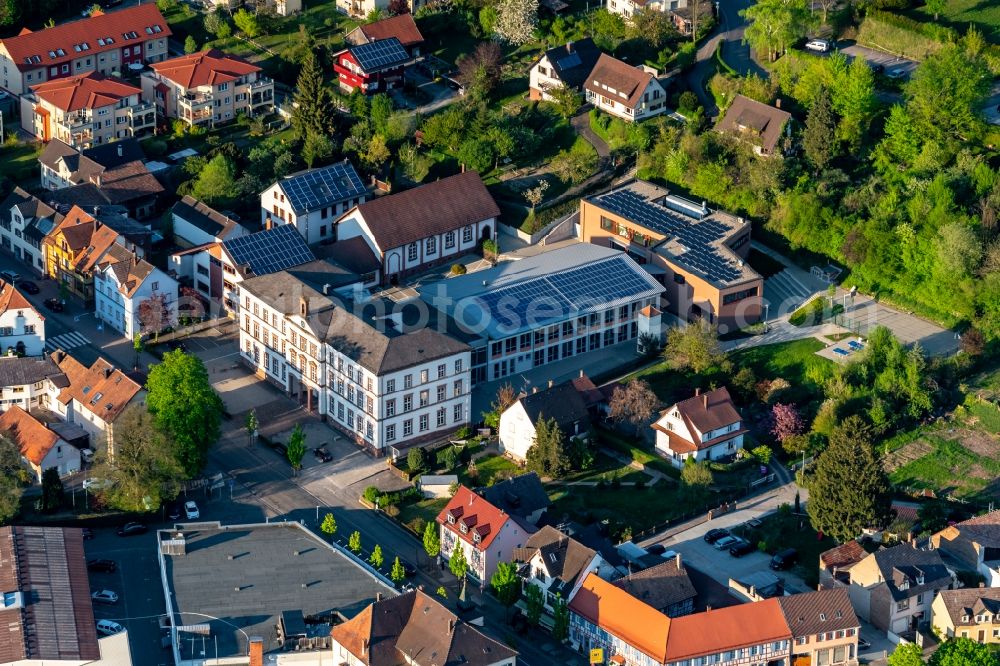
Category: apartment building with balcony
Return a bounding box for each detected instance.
[141,49,274,128]
[0,5,170,97]
[0,187,63,275]
[19,71,154,148]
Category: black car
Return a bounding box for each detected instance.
[313,448,333,462]
[703,528,729,544]
[729,540,755,558]
[82,527,95,540]
[87,559,117,573]
[166,503,182,521]
[646,543,666,555]
[117,522,148,537]
[43,298,64,312]
[18,280,39,294]
[166,339,187,352]
[770,548,799,570]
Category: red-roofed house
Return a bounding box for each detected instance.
[436,485,528,582]
[584,53,667,123]
[0,279,45,357]
[651,386,746,467]
[19,71,155,148]
[0,5,171,97]
[345,14,425,57]
[140,49,274,127]
[0,405,79,481]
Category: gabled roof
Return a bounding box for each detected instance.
[355,14,424,47]
[171,195,242,241]
[98,243,156,297]
[346,37,409,73]
[331,589,517,666]
[584,53,655,110]
[0,405,60,466]
[716,94,791,154]
[652,387,743,452]
[39,137,147,183]
[777,589,858,639]
[820,539,867,571]
[480,472,551,520]
[936,588,1000,627]
[150,49,261,88]
[613,559,697,613]
[571,372,606,407]
[0,5,170,73]
[938,510,1000,548]
[1,186,61,227]
[46,206,122,274]
[538,38,603,91]
[273,160,367,215]
[868,544,953,602]
[514,381,590,434]
[570,573,673,662]
[51,350,142,423]
[513,526,598,592]
[0,356,63,388]
[0,279,39,319]
[350,171,499,252]
[29,71,139,112]
[437,486,510,551]
[314,236,381,275]
[222,224,315,278]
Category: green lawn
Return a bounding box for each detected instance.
[731,338,834,394]
[459,454,520,486]
[397,497,448,534]
[912,0,1000,41]
[0,140,43,184]
[730,510,836,589]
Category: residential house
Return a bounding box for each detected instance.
[20,71,154,148]
[716,95,792,157]
[670,2,714,36]
[169,195,245,248]
[141,49,274,128]
[529,38,603,102]
[437,485,527,582]
[499,381,590,462]
[0,405,79,480]
[0,355,65,412]
[819,540,868,588]
[0,4,170,97]
[345,14,424,58]
[843,543,956,639]
[930,511,1000,587]
[333,38,409,95]
[95,243,177,339]
[330,589,517,666]
[336,0,431,24]
[584,53,667,122]
[513,525,617,624]
[205,0,300,14]
[572,370,615,417]
[261,161,369,245]
[418,243,664,386]
[652,387,746,467]
[0,279,45,357]
[43,206,131,303]
[578,180,763,328]
[238,262,472,453]
[606,0,688,20]
[49,349,144,453]
[931,588,1000,644]
[334,171,499,284]
[480,472,552,525]
[778,588,860,666]
[614,557,697,618]
[170,223,315,315]
[0,187,64,274]
[569,573,792,666]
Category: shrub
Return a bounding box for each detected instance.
[363,486,381,504]
[454,425,472,440]
[408,517,428,535]
[450,264,467,275]
[385,504,401,517]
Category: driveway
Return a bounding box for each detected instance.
[837,43,917,77]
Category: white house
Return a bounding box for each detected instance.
[95,244,178,339]
[260,161,369,245]
[499,382,590,462]
[0,405,79,481]
[437,485,527,583]
[169,195,246,248]
[652,387,746,467]
[529,38,603,102]
[0,187,63,276]
[332,170,499,284]
[584,53,667,122]
[0,280,45,357]
[0,356,64,412]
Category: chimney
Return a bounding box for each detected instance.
[362,639,369,656]
[911,538,918,549]
[376,592,383,601]
[300,296,309,317]
[104,367,112,379]
[95,173,102,188]
[264,217,273,231]
[323,283,331,295]
[675,553,682,570]
[532,387,538,394]
[117,144,123,158]
[448,619,455,633]
[775,98,781,109]
[566,40,573,53]
[694,388,700,396]
[579,369,584,378]
[548,379,554,388]
[703,394,708,408]
[248,637,263,666]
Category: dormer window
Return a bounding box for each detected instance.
[460,523,468,534]
[962,614,970,622]
[472,531,481,543]
[916,574,924,585]
[819,613,826,621]
[447,514,455,524]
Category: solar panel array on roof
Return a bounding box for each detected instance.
[279,162,366,214]
[595,189,744,284]
[224,224,315,277]
[350,37,409,72]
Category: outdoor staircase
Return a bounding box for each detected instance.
[763,268,815,319]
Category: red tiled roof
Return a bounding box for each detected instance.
[0,405,59,466]
[30,71,139,112]
[666,598,791,660]
[436,485,509,551]
[52,351,142,423]
[819,540,866,571]
[359,14,424,47]
[150,49,261,88]
[570,573,672,662]
[1,5,170,73]
[0,280,40,320]
[584,53,654,110]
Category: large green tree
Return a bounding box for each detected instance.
[887,643,924,666]
[906,41,991,147]
[741,0,812,61]
[525,416,571,479]
[291,51,335,141]
[929,638,995,666]
[423,521,441,558]
[40,468,64,512]
[449,545,469,580]
[102,405,183,512]
[803,87,836,170]
[146,350,223,478]
[192,155,237,206]
[286,424,306,472]
[807,415,892,542]
[664,320,725,374]
[490,561,521,608]
[0,435,22,524]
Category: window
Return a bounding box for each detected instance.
[722,287,758,305]
[407,243,418,262]
[419,390,429,407]
[445,231,456,248]
[438,363,446,379]
[387,379,395,392]
[386,424,396,441]
[462,225,473,243]
[600,215,614,230]
[404,394,413,411]
[403,419,413,436]
[404,374,412,389]
[437,385,446,402]
[896,599,910,612]
[673,273,686,284]
[426,236,436,254]
[453,380,462,396]
[437,407,446,427]
[505,337,517,353]
[420,369,429,383]
[455,359,463,372]
[419,414,429,431]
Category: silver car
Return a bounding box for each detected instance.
[91,590,119,604]
[714,535,741,550]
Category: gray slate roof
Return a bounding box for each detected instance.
[480,472,551,520]
[872,544,952,601]
[613,560,697,613]
[0,356,65,387]
[517,382,590,433]
[513,525,597,595]
[171,195,241,240]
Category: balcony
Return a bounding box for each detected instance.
[247,78,275,108]
[127,101,156,129]
[178,94,213,113]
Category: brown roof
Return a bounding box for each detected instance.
[0,405,60,466]
[613,559,697,613]
[314,236,381,275]
[29,71,139,112]
[170,195,242,241]
[357,13,424,47]
[0,279,40,319]
[819,540,867,571]
[350,171,499,251]
[777,589,859,639]
[150,49,261,88]
[98,243,155,297]
[666,599,791,661]
[436,485,510,551]
[571,373,605,407]
[331,589,517,666]
[46,206,123,273]
[0,5,170,73]
[652,387,743,451]
[584,53,655,110]
[513,525,597,589]
[935,588,1000,627]
[52,350,142,423]
[716,94,791,155]
[941,510,1000,548]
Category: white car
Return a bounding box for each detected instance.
[91,590,119,604]
[184,501,200,520]
[714,535,740,550]
[96,620,124,636]
[804,39,830,53]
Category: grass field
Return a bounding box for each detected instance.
[886,431,1000,500]
[732,338,833,393]
[548,482,700,540]
[459,454,520,486]
[397,497,448,534]
[0,140,43,184]
[912,0,1000,40]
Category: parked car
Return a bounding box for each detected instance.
[80,448,95,464]
[166,502,182,521]
[770,548,798,570]
[804,39,830,53]
[91,589,119,604]
[714,535,740,550]
[858,637,871,650]
[729,540,755,558]
[869,62,884,74]
[184,501,200,520]
[18,280,38,294]
[43,298,64,312]
[313,447,333,463]
[886,67,908,80]
[703,528,729,544]
[117,522,147,537]
[87,559,117,573]
[0,270,20,284]
[646,543,666,555]
[96,620,124,636]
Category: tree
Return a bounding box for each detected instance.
[929,638,994,666]
[545,84,583,119]
[524,583,544,626]
[321,512,337,537]
[407,446,428,472]
[523,181,549,214]
[286,424,306,471]
[924,0,946,21]
[457,138,494,173]
[291,51,335,140]
[740,0,812,61]
[552,593,569,641]
[664,321,725,374]
[609,380,659,435]
[627,7,675,49]
[493,0,538,45]
[245,408,258,446]
[770,403,804,443]
[348,530,362,553]
[146,350,223,478]
[490,561,521,608]
[937,223,982,277]
[483,383,516,429]
[364,134,392,171]
[831,56,875,149]
[887,642,925,666]
[40,467,64,512]
[302,132,335,168]
[387,0,409,13]
[525,416,570,478]
[184,35,198,54]
[233,8,261,37]
[688,0,703,41]
[449,545,469,580]
[369,93,393,135]
[751,445,772,465]
[807,415,892,543]
[204,11,231,39]
[423,521,440,558]
[369,544,384,569]
[103,405,183,512]
[391,556,406,582]
[803,86,836,170]
[457,42,502,100]
[192,154,237,206]
[681,460,713,486]
[906,42,991,146]
[0,0,20,26]
[138,293,171,342]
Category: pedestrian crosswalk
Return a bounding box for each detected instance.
[44,332,91,353]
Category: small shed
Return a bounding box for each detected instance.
[418,474,458,498]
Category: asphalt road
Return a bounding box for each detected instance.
[686,0,764,116]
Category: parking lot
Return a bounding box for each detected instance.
[836,43,918,78]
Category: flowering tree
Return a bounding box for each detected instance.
[769,403,804,443]
[494,0,538,45]
[138,293,171,342]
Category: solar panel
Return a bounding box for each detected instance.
[224,224,315,277]
[280,162,366,214]
[351,37,409,72]
[556,52,582,70]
